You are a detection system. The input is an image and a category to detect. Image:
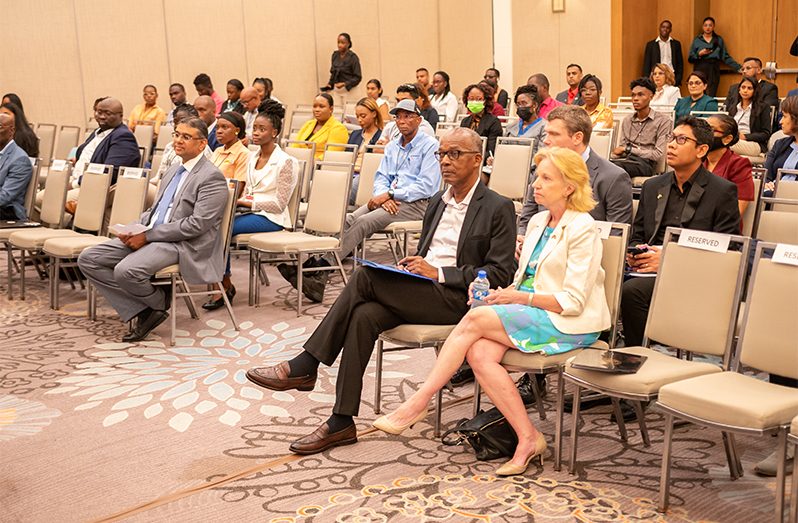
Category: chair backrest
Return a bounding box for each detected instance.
[490,137,534,201]
[155,124,173,150]
[322,143,357,168]
[286,160,306,230]
[595,222,630,346]
[133,125,154,160]
[53,125,81,161]
[589,128,613,159]
[753,198,798,244]
[304,164,352,236]
[39,161,71,227]
[774,169,798,212]
[289,111,313,133]
[344,100,358,118]
[435,121,459,139]
[355,147,384,207]
[692,111,726,119]
[285,141,316,199]
[219,180,242,261]
[734,242,798,380]
[741,177,762,237]
[35,123,57,166]
[24,158,41,218]
[645,227,749,366]
[73,163,112,232]
[107,167,149,232]
[150,150,164,181]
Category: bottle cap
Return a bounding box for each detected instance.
[477,270,487,278]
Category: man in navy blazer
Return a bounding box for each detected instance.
[74,98,140,185]
[0,113,33,219]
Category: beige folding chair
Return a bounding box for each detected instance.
[657,241,798,521]
[289,111,313,135]
[589,128,614,160]
[247,165,351,316]
[322,143,357,166]
[774,169,798,212]
[285,140,317,201]
[490,137,534,209]
[353,147,384,208]
[563,227,750,473]
[2,158,42,298]
[133,125,154,163]
[35,123,57,166]
[789,414,798,523]
[10,163,112,300]
[155,124,173,151]
[435,122,459,139]
[53,125,81,161]
[742,177,762,237]
[753,197,798,244]
[44,167,149,310]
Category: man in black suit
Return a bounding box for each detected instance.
[622,116,740,346]
[725,57,780,109]
[643,20,684,86]
[246,127,517,455]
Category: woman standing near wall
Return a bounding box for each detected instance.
[321,32,362,108]
[688,17,741,97]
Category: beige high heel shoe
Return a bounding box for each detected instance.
[372,408,428,435]
[495,432,547,476]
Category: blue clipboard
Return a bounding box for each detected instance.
[354,258,434,281]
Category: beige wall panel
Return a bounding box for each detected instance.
[163,0,248,105]
[439,0,493,100]
[74,0,170,123]
[377,0,440,98]
[0,0,85,126]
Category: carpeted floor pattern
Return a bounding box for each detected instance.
[0,245,792,522]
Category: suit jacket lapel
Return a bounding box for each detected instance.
[417,198,445,256]
[536,209,576,266]
[651,178,671,244]
[681,169,708,226]
[171,156,203,207]
[586,151,599,188]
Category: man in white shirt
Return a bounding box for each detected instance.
[238,87,261,143]
[643,20,684,86]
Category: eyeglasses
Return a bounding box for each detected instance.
[667,133,699,145]
[171,131,205,142]
[95,109,122,117]
[434,150,480,161]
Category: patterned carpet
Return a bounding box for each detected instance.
[0,248,791,522]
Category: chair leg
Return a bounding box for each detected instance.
[568,385,583,474]
[248,250,256,306]
[20,249,26,300]
[170,277,177,346]
[6,243,14,299]
[775,428,788,522]
[721,431,743,480]
[530,375,547,421]
[179,281,199,320]
[373,339,384,414]
[333,250,348,284]
[789,442,798,523]
[296,252,304,317]
[52,257,60,310]
[259,265,269,286]
[255,251,262,307]
[87,280,96,321]
[610,397,629,442]
[217,281,238,331]
[658,413,675,513]
[434,388,442,438]
[472,381,482,417]
[633,400,651,447]
[554,367,565,471]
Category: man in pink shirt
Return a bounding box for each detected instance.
[193,73,224,114]
[527,73,563,119]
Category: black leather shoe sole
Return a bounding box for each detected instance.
[123,310,168,342]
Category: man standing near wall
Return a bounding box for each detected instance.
[643,20,684,86]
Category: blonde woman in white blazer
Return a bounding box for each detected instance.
[374,147,610,477]
[203,103,299,310]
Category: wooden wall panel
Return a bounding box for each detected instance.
[773,0,798,95]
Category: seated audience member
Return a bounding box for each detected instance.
[416,67,432,96]
[726,57,779,110]
[611,77,670,179]
[556,64,583,105]
[643,20,684,86]
[77,118,228,342]
[166,83,189,126]
[194,95,221,151]
[0,103,39,158]
[460,83,502,159]
[505,85,546,153]
[246,127,516,455]
[725,76,772,157]
[222,79,244,114]
[673,71,718,120]
[485,68,509,110]
[0,112,34,220]
[649,63,681,106]
[480,79,506,117]
[1,93,24,113]
[414,83,439,130]
[527,74,563,119]
[154,106,212,183]
[430,71,458,123]
[375,147,609,477]
[203,101,299,311]
[519,105,632,231]
[194,73,224,114]
[237,87,261,142]
[763,96,798,191]
[253,77,282,108]
[347,97,384,201]
[703,114,755,225]
[578,74,613,129]
[128,85,167,136]
[365,78,390,121]
[210,112,249,182]
[293,93,349,161]
[378,84,436,143]
[621,116,739,348]
[280,99,440,302]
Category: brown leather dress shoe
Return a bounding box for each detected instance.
[289,423,357,455]
[245,362,316,392]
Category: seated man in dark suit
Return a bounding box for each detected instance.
[246,128,517,455]
[78,118,228,342]
[726,57,779,111]
[622,116,740,347]
[0,113,33,219]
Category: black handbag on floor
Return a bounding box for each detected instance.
[441,407,518,461]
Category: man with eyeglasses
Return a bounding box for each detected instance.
[246,127,516,455]
[725,57,779,111]
[79,117,228,343]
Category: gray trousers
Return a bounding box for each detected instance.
[338,199,428,258]
[77,238,178,322]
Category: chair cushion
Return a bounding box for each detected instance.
[380,324,456,344]
[501,341,609,373]
[154,264,179,279]
[564,346,722,396]
[658,371,798,430]
[0,228,34,241]
[43,235,109,257]
[382,220,422,233]
[9,228,78,249]
[248,231,339,252]
[233,233,255,247]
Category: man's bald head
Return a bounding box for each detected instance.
[239,87,260,112]
[96,97,124,130]
[0,112,15,146]
[194,95,217,125]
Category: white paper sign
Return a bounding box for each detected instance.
[50,159,68,171]
[594,221,612,240]
[677,230,731,253]
[86,163,105,174]
[122,168,143,179]
[772,243,798,267]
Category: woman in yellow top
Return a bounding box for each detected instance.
[210,111,249,181]
[578,75,613,129]
[293,93,349,160]
[128,84,167,135]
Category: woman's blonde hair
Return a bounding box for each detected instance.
[533,147,596,213]
[652,63,676,86]
[356,97,384,129]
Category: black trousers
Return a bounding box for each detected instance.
[694,59,721,97]
[304,266,468,416]
[620,276,656,347]
[611,154,655,179]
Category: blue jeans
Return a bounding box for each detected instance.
[226,213,282,275]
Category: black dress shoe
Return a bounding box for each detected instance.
[277,263,298,288]
[202,285,236,311]
[122,309,169,342]
[301,271,328,302]
[289,422,357,455]
[450,366,475,386]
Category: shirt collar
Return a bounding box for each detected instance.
[399,128,424,150]
[671,166,701,191]
[581,147,591,162]
[180,153,203,172]
[0,139,15,156]
[442,177,479,207]
[656,36,671,43]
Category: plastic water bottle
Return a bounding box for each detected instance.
[470,270,490,309]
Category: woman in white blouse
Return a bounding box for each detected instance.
[203,100,299,311]
[649,63,681,107]
[365,79,390,122]
[430,70,459,123]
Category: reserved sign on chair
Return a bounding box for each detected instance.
[677,230,730,253]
